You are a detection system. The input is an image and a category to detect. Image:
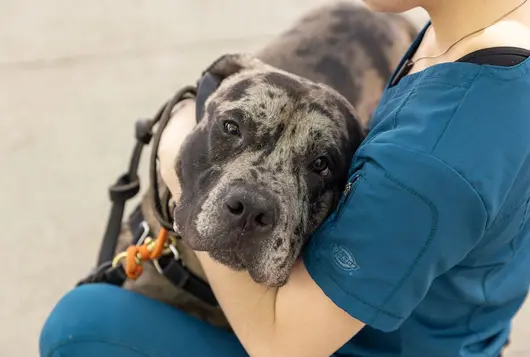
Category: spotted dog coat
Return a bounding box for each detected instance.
[255,2,417,126]
[116,2,417,327]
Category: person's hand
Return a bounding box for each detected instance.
[157,98,197,200]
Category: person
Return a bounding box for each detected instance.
[40,0,530,356]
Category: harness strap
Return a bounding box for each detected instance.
[80,80,220,307]
[77,262,127,287]
[158,255,219,306]
[96,118,152,265]
[97,173,140,265]
[96,86,195,265]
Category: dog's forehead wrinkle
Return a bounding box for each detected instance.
[265,114,343,164]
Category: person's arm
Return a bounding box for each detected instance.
[159,100,488,357]
[195,253,364,357]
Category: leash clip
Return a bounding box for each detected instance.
[136,221,150,246]
[111,228,178,281]
[111,221,151,269]
[153,242,180,275]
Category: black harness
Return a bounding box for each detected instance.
[78,73,222,308]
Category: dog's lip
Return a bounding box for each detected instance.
[180,222,244,251]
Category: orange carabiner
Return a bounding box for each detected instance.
[123,228,169,280]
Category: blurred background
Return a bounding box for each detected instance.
[0,1,528,356]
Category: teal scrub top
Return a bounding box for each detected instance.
[303,24,530,357]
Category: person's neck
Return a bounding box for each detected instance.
[424,0,528,51]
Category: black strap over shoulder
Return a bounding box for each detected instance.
[456,46,530,66]
[391,46,530,87]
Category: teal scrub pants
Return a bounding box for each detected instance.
[39,284,248,357]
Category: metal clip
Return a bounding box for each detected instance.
[136,221,150,246]
[111,221,150,268]
[153,242,180,274]
[112,251,127,268]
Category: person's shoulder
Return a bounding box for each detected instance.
[363,66,530,221]
[435,64,530,163]
[368,65,530,160]
[430,67,530,220]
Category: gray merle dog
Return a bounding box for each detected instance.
[116,2,417,327]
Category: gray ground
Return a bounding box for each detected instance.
[0,1,528,356]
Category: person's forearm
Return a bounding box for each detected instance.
[196,251,280,357]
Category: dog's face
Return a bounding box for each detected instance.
[173,55,365,286]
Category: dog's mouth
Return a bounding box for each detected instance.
[176,225,297,286]
[173,192,302,287]
[207,243,295,287]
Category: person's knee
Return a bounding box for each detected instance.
[40,283,247,357]
[39,284,145,357]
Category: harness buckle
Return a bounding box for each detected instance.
[136,221,150,246]
[153,240,181,275]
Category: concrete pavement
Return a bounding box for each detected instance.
[0,1,528,356]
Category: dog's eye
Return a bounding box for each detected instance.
[223,121,241,136]
[310,157,330,176]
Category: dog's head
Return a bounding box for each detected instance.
[173,54,365,286]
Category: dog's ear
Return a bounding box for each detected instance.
[195,72,222,123]
[196,54,267,123]
[203,53,267,80]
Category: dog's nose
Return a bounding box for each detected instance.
[224,187,277,234]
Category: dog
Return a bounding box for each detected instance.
[116,2,418,328]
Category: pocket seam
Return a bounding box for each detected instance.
[335,173,365,222]
[311,174,365,249]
